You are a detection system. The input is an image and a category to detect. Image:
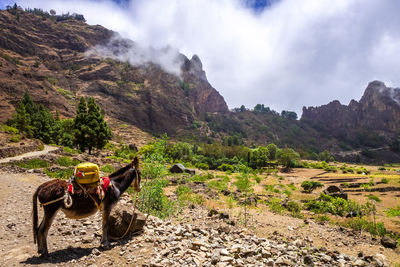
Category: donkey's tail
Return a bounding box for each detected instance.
[32,187,39,244]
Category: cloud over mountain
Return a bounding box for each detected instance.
[15,0,400,115]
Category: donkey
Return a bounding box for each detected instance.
[32,157,141,256]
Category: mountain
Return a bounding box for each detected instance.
[1,7,399,163]
[301,81,400,162]
[0,8,228,135]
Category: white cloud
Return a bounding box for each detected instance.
[16,0,400,115]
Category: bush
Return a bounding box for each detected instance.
[138,177,175,219]
[1,124,19,134]
[381,178,389,184]
[301,181,323,193]
[345,218,386,237]
[287,201,301,213]
[38,144,45,151]
[217,163,235,172]
[304,193,368,217]
[15,158,49,169]
[378,167,386,171]
[195,162,209,170]
[9,134,21,142]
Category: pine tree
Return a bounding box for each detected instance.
[73,97,89,152]
[86,98,112,154]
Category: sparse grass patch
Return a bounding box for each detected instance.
[344,218,386,237]
[287,184,297,191]
[265,184,281,194]
[188,173,213,183]
[381,178,389,184]
[176,184,204,206]
[314,214,330,223]
[45,167,74,180]
[63,146,80,154]
[268,197,285,214]
[100,164,115,174]
[207,176,229,192]
[386,206,400,217]
[56,156,79,167]
[15,158,49,169]
[366,194,381,202]
[9,134,21,142]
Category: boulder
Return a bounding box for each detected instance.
[381,236,397,249]
[323,185,348,200]
[108,204,146,239]
[170,163,186,173]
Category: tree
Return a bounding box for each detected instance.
[240,105,246,112]
[277,148,300,169]
[281,110,297,120]
[85,98,112,154]
[266,143,277,160]
[73,97,89,152]
[249,146,269,169]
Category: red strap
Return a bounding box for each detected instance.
[68,184,74,194]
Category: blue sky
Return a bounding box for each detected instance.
[2,0,400,115]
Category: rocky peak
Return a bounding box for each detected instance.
[361,80,400,107]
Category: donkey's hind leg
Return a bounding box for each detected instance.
[37,205,59,256]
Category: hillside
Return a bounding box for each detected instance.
[1,7,400,163]
[0,8,227,135]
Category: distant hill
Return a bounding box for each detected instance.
[0,8,399,163]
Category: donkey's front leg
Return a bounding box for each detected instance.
[101,206,111,247]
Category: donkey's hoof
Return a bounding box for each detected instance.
[101,240,110,249]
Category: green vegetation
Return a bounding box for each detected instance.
[381,178,389,184]
[15,158,50,169]
[56,156,79,167]
[100,164,115,174]
[304,193,370,217]
[45,168,74,180]
[366,194,381,202]
[73,97,112,154]
[301,181,323,193]
[268,198,285,214]
[386,206,400,217]
[176,185,204,206]
[207,176,229,192]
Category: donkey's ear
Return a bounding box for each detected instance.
[132,157,139,169]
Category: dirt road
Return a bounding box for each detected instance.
[0,145,59,164]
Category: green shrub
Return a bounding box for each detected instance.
[381,178,389,184]
[301,181,323,193]
[304,193,367,217]
[287,201,301,213]
[254,175,261,183]
[188,173,213,183]
[195,162,209,170]
[217,163,235,172]
[15,158,49,169]
[38,144,45,151]
[138,177,175,219]
[100,164,115,174]
[9,134,21,142]
[45,167,74,180]
[1,125,19,134]
[378,167,386,171]
[345,218,386,237]
[269,198,285,214]
[56,156,79,167]
[176,185,205,206]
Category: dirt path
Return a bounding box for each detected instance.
[0,145,60,164]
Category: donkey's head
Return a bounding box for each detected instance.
[130,157,141,192]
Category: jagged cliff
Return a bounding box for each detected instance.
[0,9,228,134]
